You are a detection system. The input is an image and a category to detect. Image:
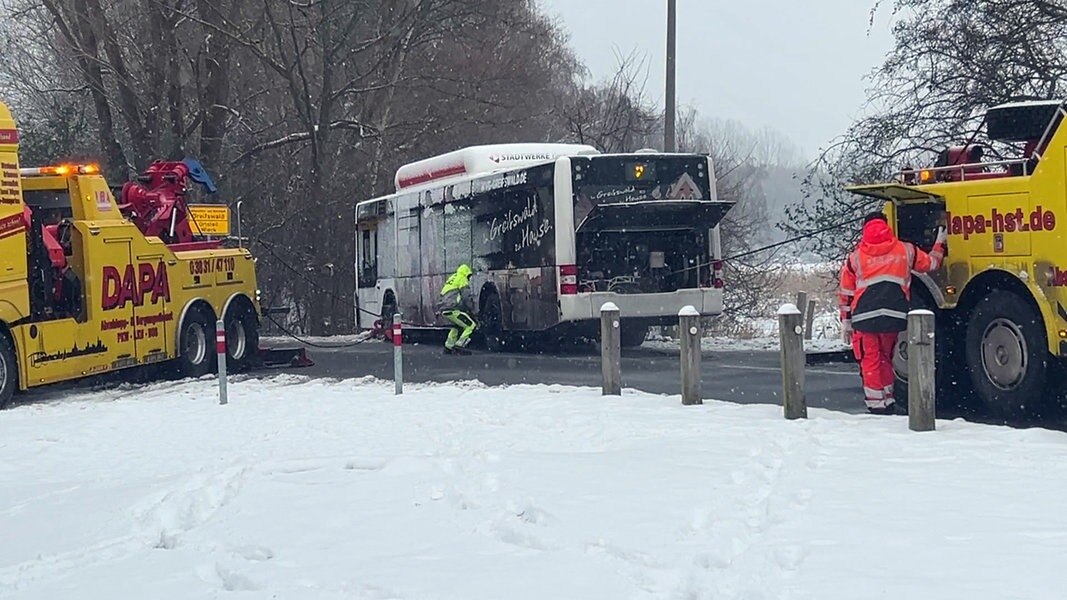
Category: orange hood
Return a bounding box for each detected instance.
[859,219,896,256]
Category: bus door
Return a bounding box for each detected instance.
[395,194,423,324]
[356,224,379,329]
[356,200,388,329]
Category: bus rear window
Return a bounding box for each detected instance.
[576,153,708,188]
[573,155,713,228]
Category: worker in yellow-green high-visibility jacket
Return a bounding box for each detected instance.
[438,264,477,355]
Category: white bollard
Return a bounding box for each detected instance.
[216,318,228,405]
[393,313,403,395]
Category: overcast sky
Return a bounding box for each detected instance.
[537,0,895,159]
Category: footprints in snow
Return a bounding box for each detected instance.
[674,431,827,598]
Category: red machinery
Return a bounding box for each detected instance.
[118,158,219,246]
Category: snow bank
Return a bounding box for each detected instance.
[650,307,851,353]
[644,335,850,354]
[3,376,1065,599]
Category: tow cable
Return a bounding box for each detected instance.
[668,214,867,275]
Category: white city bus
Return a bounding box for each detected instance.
[354,143,735,348]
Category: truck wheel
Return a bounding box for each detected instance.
[226,306,259,372]
[965,290,1048,419]
[0,334,17,409]
[178,307,215,378]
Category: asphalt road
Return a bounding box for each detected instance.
[275,338,869,414]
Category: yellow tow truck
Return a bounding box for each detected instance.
[0,101,263,408]
[848,100,1067,419]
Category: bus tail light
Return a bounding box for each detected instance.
[712,260,725,289]
[559,264,579,295]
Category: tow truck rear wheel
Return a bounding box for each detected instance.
[178,307,215,378]
[0,333,17,410]
[891,292,966,413]
[965,290,1049,420]
[225,305,259,372]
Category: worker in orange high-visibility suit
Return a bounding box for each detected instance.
[839,212,946,414]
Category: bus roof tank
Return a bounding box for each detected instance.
[394,143,599,191]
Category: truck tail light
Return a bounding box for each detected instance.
[559,264,579,295]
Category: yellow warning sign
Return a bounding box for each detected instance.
[188,204,230,236]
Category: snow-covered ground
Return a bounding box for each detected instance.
[261,332,376,347]
[645,310,851,354]
[3,376,1065,599]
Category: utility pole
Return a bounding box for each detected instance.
[665,0,677,152]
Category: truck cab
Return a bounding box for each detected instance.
[848,100,1067,419]
[0,101,261,408]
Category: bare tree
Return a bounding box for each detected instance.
[558,52,660,152]
[677,111,790,322]
[788,0,1067,259]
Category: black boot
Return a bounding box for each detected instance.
[867,403,897,415]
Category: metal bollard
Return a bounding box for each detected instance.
[679,305,702,405]
[393,313,403,395]
[907,310,936,431]
[778,304,807,419]
[216,318,228,405]
[600,302,622,396]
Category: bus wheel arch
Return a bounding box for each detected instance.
[380,290,397,324]
[223,294,259,371]
[0,323,19,409]
[957,271,1051,419]
[175,299,217,378]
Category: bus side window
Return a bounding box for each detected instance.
[358,228,377,288]
[444,201,473,272]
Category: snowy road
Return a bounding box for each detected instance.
[281,339,867,414]
[4,376,1067,599]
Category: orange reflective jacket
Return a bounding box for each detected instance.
[839,219,943,333]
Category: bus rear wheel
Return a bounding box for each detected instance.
[965,290,1048,420]
[619,324,650,348]
[0,333,17,409]
[480,293,505,352]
